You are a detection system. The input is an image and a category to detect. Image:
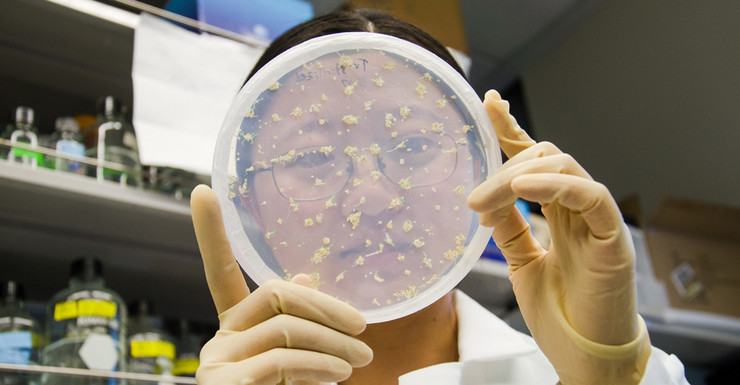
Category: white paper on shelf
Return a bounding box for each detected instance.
[132,13,265,175]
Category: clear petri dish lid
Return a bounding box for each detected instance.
[212,32,501,323]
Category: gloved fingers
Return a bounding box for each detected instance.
[510,173,625,241]
[468,152,592,216]
[290,273,317,288]
[471,184,546,270]
[510,173,640,343]
[491,207,547,269]
[204,314,372,367]
[191,184,250,315]
[477,211,498,228]
[218,279,367,337]
[483,89,536,158]
[196,348,356,385]
[493,141,593,182]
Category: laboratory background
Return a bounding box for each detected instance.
[0,0,738,384]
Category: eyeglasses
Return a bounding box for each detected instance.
[252,133,459,201]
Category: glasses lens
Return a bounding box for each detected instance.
[379,134,458,187]
[272,146,350,200]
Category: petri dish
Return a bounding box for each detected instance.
[212,32,501,323]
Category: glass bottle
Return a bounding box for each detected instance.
[50,117,86,174]
[0,280,41,385]
[42,257,127,385]
[126,300,175,382]
[0,107,43,168]
[172,319,200,378]
[83,96,142,187]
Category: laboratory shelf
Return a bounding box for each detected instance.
[0,363,196,384]
[0,162,216,324]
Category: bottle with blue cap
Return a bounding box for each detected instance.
[49,117,86,174]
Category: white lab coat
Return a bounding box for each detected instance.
[327,290,691,385]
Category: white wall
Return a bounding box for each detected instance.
[521,0,740,216]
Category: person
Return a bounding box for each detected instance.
[189,8,690,385]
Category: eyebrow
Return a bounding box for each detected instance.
[250,95,462,153]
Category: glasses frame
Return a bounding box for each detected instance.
[250,133,461,202]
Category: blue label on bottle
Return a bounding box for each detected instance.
[57,140,85,156]
[0,331,33,364]
[56,140,86,172]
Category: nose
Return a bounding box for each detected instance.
[339,155,402,218]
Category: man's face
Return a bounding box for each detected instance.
[236,51,481,311]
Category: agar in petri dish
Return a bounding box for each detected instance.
[212,32,501,323]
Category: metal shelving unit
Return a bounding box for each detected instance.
[0,0,221,326]
[0,363,196,384]
[0,161,217,324]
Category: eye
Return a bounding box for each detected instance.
[271,144,350,201]
[383,135,439,165]
[379,134,458,186]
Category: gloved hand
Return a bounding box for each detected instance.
[190,185,373,385]
[467,90,651,385]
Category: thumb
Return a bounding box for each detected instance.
[291,273,318,289]
[191,184,250,315]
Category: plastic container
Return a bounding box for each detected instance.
[212,32,501,323]
[0,281,41,385]
[83,96,142,187]
[42,257,127,385]
[50,117,86,174]
[1,106,43,167]
[172,319,200,378]
[126,300,175,377]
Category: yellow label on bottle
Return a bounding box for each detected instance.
[77,299,117,318]
[173,358,200,375]
[53,299,117,321]
[53,301,78,321]
[131,340,176,360]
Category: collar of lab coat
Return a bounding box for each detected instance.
[396,290,558,385]
[454,289,539,362]
[323,289,555,385]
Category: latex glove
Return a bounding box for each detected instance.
[467,90,651,385]
[190,185,373,385]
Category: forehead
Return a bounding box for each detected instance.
[286,50,447,96]
[256,50,458,113]
[238,50,472,154]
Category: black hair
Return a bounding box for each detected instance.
[245,8,466,83]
